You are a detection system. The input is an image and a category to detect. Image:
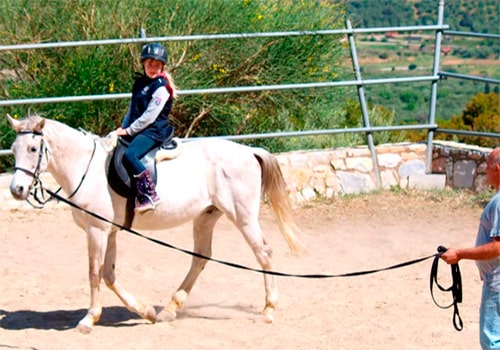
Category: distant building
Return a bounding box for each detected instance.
[406,35,422,43]
[441,46,452,55]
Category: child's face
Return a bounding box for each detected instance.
[143,58,164,79]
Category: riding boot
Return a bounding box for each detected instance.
[134,170,160,213]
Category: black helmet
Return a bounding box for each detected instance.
[141,43,167,63]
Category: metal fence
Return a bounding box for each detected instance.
[1,0,499,187]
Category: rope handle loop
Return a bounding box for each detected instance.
[430,245,463,331]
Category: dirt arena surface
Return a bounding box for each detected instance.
[0,190,488,350]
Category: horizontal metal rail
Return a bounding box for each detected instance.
[0,25,449,52]
[436,129,500,139]
[0,123,438,157]
[439,71,500,85]
[206,123,439,141]
[0,76,440,107]
[443,30,500,39]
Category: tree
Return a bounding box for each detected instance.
[438,92,499,147]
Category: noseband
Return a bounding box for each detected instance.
[14,129,96,207]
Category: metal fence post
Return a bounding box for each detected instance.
[346,20,381,188]
[425,0,445,173]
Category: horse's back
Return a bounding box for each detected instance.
[159,138,261,173]
[184,138,258,159]
[141,139,263,227]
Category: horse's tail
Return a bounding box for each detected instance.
[253,149,306,255]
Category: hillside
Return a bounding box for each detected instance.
[345,0,499,125]
[346,0,499,33]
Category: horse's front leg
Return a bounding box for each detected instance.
[77,226,108,334]
[156,209,222,322]
[102,230,156,324]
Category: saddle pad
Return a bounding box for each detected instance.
[156,138,183,162]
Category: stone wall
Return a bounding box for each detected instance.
[431,140,493,192]
[277,142,429,204]
[277,140,492,204]
[0,141,493,210]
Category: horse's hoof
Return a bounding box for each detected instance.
[156,308,177,323]
[262,308,274,324]
[262,314,274,324]
[76,322,93,334]
[145,305,157,324]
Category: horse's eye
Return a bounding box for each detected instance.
[30,146,37,153]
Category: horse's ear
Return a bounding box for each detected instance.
[7,114,21,132]
[34,117,46,133]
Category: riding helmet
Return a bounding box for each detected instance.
[141,43,167,63]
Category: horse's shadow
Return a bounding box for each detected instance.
[0,307,142,331]
[0,303,259,330]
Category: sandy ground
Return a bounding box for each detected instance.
[0,191,488,350]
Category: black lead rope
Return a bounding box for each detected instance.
[44,187,436,278]
[41,188,461,331]
[430,245,463,331]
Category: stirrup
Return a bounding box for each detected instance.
[135,195,160,213]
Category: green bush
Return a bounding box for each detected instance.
[0,0,362,171]
[437,92,499,147]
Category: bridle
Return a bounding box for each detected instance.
[13,129,97,208]
[14,130,46,181]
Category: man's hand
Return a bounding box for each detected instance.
[440,248,460,265]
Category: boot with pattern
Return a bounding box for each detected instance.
[134,170,160,213]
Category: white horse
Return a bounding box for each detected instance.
[7,114,304,333]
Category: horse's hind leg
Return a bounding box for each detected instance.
[102,230,156,323]
[223,196,278,323]
[156,206,223,322]
[239,220,278,323]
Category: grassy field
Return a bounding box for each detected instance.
[351,33,499,124]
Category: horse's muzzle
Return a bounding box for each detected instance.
[9,175,32,200]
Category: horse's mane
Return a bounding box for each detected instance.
[19,113,45,130]
[20,113,115,153]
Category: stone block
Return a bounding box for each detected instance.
[336,171,376,195]
[330,158,346,170]
[453,160,476,188]
[378,153,401,168]
[380,169,398,189]
[406,174,446,190]
[347,147,371,157]
[398,159,426,177]
[432,157,446,173]
[345,157,373,172]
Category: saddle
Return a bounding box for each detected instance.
[108,125,181,198]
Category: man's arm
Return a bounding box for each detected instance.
[441,237,500,265]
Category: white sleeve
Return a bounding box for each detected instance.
[126,86,170,136]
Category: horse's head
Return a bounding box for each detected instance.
[8,114,49,200]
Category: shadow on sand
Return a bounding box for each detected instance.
[0,306,142,331]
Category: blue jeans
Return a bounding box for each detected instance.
[480,285,500,350]
[122,133,158,176]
